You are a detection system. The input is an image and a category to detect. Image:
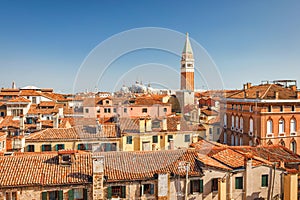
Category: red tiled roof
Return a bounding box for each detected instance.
[96,149,202,182]
[227,84,298,100]
[7,97,30,103]
[0,116,19,129]
[26,125,118,141]
[0,152,91,187]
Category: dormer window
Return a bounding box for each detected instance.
[62,155,71,163]
[58,150,76,165]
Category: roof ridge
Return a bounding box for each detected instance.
[260,84,273,99]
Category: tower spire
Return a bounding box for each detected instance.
[182,32,193,54]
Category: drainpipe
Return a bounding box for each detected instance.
[185,162,190,200]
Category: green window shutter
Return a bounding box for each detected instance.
[62,144,65,150]
[150,184,154,195]
[121,186,126,198]
[58,190,63,200]
[55,144,58,151]
[42,192,47,200]
[107,186,112,199]
[41,145,45,152]
[199,179,203,193]
[77,144,81,150]
[83,188,88,200]
[68,189,74,200]
[262,175,268,187]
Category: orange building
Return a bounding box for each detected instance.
[220,80,300,154]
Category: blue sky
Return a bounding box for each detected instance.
[0,1,300,92]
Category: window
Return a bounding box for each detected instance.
[77,144,86,150]
[280,106,284,112]
[152,136,158,143]
[41,191,63,200]
[32,97,37,104]
[292,105,296,112]
[27,145,35,152]
[239,137,243,146]
[12,109,23,116]
[267,120,273,134]
[68,188,88,200]
[209,128,213,135]
[235,177,243,189]
[185,134,190,142]
[279,140,285,147]
[0,112,4,117]
[124,108,127,113]
[224,132,227,144]
[261,175,268,187]
[231,134,234,146]
[249,105,253,112]
[249,118,254,133]
[217,128,220,135]
[141,183,155,195]
[190,179,203,194]
[113,108,117,113]
[240,117,243,130]
[290,141,297,153]
[231,115,234,128]
[152,120,160,128]
[235,116,239,128]
[126,136,132,144]
[107,186,126,198]
[104,108,111,113]
[223,114,227,126]
[142,108,147,113]
[85,108,89,113]
[41,144,51,152]
[106,100,109,104]
[268,105,272,112]
[56,144,65,151]
[5,192,17,200]
[290,119,296,133]
[279,119,285,133]
[240,105,243,111]
[163,108,167,112]
[231,104,234,110]
[167,135,173,142]
[211,178,218,192]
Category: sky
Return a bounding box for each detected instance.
[0,0,300,93]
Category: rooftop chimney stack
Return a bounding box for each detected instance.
[274,91,279,100]
[256,91,260,99]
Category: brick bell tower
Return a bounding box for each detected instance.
[180,32,194,91]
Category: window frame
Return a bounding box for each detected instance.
[235,177,243,189]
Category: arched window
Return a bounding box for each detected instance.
[249,118,254,133]
[279,119,285,133]
[223,114,227,126]
[231,134,234,146]
[235,135,239,146]
[231,115,234,128]
[290,140,297,154]
[239,137,243,146]
[267,140,273,145]
[267,120,273,134]
[279,139,285,147]
[224,132,227,144]
[240,117,244,130]
[235,116,239,128]
[290,119,296,133]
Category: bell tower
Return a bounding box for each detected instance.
[180,32,194,91]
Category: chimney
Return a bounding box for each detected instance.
[290,85,297,91]
[244,92,248,98]
[256,91,260,99]
[192,134,198,143]
[37,121,42,130]
[146,118,152,132]
[92,155,105,199]
[169,139,174,150]
[244,82,252,90]
[162,118,167,131]
[297,91,300,99]
[176,122,181,131]
[53,113,59,129]
[274,91,279,99]
[19,114,25,134]
[139,118,145,133]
